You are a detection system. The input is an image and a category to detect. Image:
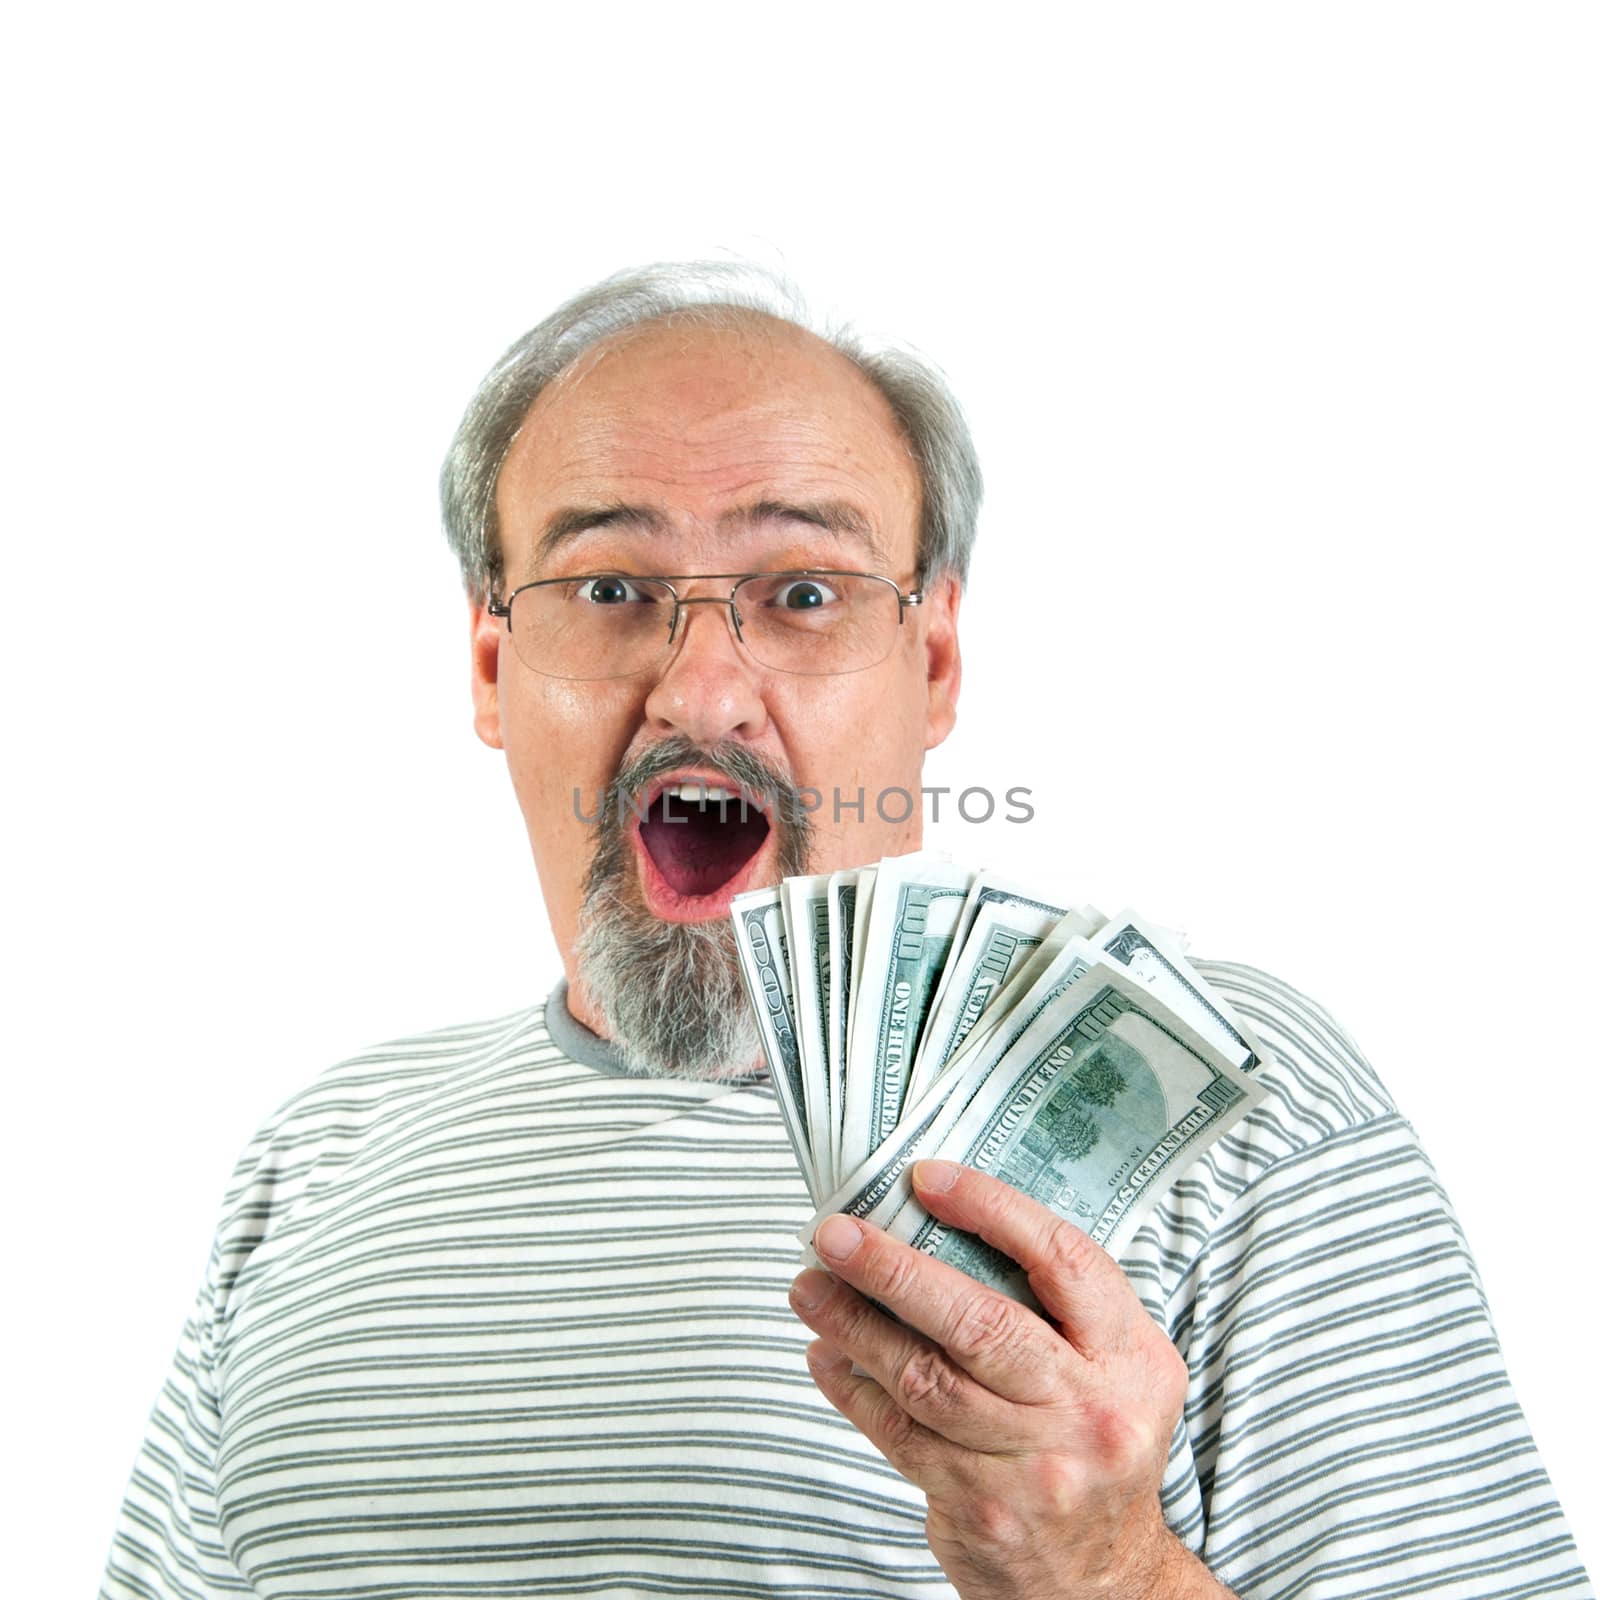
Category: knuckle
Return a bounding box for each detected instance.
[1031,1452,1087,1519]
[871,1246,924,1307]
[830,1288,880,1348]
[897,1345,964,1414]
[1039,1218,1102,1285]
[1081,1396,1159,1478]
[945,1292,1024,1365]
[963,1492,1028,1553]
[876,1395,925,1456]
[976,1179,1024,1237]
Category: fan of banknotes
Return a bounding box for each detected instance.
[730,848,1272,1303]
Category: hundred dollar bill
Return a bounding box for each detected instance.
[826,869,863,1191]
[913,874,1058,1053]
[844,867,876,1064]
[928,906,1107,1091]
[808,962,1264,1297]
[1092,909,1261,1077]
[838,853,976,1181]
[933,905,1258,1105]
[782,873,836,1197]
[730,886,819,1203]
[906,874,1077,1108]
[843,848,947,1063]
[916,870,1022,1023]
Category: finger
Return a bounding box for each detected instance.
[790,1267,1022,1451]
[802,1338,963,1497]
[909,1161,1152,1358]
[806,1212,1073,1404]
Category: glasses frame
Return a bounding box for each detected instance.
[486,568,925,680]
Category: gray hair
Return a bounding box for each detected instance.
[438,259,983,605]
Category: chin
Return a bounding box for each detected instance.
[572,873,767,1081]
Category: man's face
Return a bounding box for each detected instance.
[469,313,962,1076]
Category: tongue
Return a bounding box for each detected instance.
[639,797,768,897]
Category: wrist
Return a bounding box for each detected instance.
[1138,1531,1237,1600]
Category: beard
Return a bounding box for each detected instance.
[570,736,815,1081]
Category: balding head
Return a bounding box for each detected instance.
[440,260,983,608]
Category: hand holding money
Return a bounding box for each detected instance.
[789,1160,1229,1600]
[734,850,1259,1598]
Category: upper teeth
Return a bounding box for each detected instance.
[664,780,735,803]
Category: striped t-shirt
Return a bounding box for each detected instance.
[101,961,1592,1599]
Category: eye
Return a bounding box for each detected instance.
[770,576,842,610]
[573,574,656,605]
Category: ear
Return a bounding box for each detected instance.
[922,572,962,751]
[469,594,505,751]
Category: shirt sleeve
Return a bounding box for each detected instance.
[98,1235,259,1599]
[1178,1113,1593,1599]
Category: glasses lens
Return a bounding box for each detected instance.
[506,575,676,680]
[733,573,900,675]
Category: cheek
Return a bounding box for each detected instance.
[779,668,926,781]
[863,653,930,744]
[501,678,638,815]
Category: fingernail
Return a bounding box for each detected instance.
[913,1159,959,1193]
[790,1269,832,1311]
[815,1214,863,1261]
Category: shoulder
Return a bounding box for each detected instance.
[1125,957,1442,1308]
[1186,956,1440,1211]
[206,1000,558,1272]
[1193,956,1399,1143]
[1147,966,1590,1595]
[243,999,552,1151]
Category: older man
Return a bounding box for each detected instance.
[101,264,1589,1600]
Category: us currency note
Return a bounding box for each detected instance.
[932,905,1258,1105]
[826,868,863,1191]
[730,886,819,1203]
[782,873,836,1196]
[1092,909,1261,1077]
[926,905,1107,1093]
[916,869,1021,1026]
[821,851,947,1184]
[809,963,1264,1296]
[912,873,1056,1056]
[844,867,876,1065]
[906,874,1077,1109]
[838,853,976,1181]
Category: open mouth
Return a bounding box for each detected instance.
[635,778,773,903]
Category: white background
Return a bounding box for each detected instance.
[4,5,1595,1592]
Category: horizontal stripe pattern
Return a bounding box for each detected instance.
[102,964,1592,1598]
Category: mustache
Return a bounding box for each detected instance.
[580,736,815,903]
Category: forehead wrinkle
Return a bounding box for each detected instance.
[531,495,893,575]
[559,406,903,472]
[519,471,914,584]
[665,491,894,567]
[499,335,923,580]
[542,427,915,531]
[521,332,918,488]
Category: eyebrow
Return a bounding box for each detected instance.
[527,498,893,575]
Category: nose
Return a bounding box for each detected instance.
[641,589,770,746]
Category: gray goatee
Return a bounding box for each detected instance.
[571,737,814,1081]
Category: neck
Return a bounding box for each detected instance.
[566,965,769,1080]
